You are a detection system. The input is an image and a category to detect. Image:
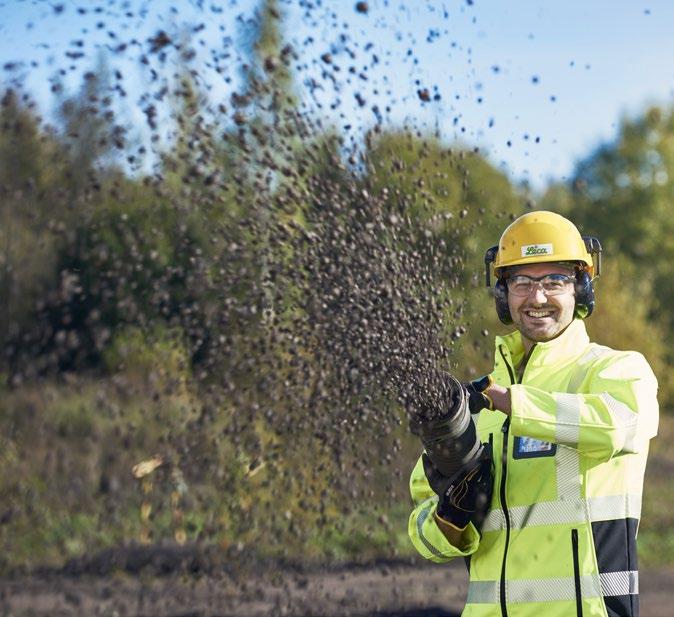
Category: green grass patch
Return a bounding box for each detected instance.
[0,374,672,574]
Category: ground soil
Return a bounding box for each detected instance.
[1,548,673,616]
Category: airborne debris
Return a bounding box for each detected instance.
[417,88,431,102]
[264,55,278,72]
[148,30,172,53]
[0,2,496,610]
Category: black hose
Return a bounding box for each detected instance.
[408,372,483,478]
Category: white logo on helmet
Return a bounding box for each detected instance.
[521,243,553,257]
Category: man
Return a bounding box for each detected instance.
[408,211,659,617]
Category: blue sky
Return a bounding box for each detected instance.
[1,0,673,190]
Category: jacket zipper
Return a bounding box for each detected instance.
[516,344,536,383]
[498,415,511,617]
[497,346,514,617]
[495,344,536,617]
[571,529,583,617]
[499,345,516,386]
[464,431,496,573]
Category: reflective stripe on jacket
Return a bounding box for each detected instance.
[408,319,659,617]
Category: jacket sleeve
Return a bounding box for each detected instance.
[509,350,659,462]
[408,453,481,562]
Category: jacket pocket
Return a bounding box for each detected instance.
[571,528,583,617]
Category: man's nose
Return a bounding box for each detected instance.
[530,284,548,302]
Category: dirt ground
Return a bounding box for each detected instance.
[1,550,673,617]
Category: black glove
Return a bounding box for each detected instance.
[463,375,495,413]
[423,442,493,531]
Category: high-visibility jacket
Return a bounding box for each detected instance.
[408,319,658,617]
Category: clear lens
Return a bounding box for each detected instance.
[506,274,575,297]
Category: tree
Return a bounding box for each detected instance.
[539,107,674,406]
[238,0,297,119]
[362,129,525,330]
[55,54,122,197]
[562,107,674,330]
[0,90,66,367]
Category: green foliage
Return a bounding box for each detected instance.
[584,255,673,404]
[54,54,122,192]
[239,0,297,115]
[0,90,69,362]
[314,503,412,561]
[2,12,674,572]
[559,107,674,330]
[102,325,190,378]
[363,131,525,288]
[0,377,196,571]
[0,90,47,192]
[0,370,416,572]
[540,105,674,406]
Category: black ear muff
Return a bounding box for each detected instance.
[485,245,513,324]
[494,279,512,324]
[495,269,594,324]
[574,269,595,319]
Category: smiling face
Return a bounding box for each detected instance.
[506,262,577,352]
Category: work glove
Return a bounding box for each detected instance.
[423,442,493,531]
[463,375,495,413]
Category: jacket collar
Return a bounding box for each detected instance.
[494,318,590,369]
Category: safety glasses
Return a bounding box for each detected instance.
[506,273,575,297]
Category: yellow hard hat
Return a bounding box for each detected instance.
[484,211,602,323]
[492,211,594,278]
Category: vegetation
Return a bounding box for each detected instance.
[1,1,672,574]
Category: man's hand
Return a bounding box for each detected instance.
[422,444,493,531]
[463,375,495,413]
[485,382,511,415]
[464,375,512,416]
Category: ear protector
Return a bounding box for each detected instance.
[485,237,602,326]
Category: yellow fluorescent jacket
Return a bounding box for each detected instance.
[408,319,659,617]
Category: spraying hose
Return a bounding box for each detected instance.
[408,372,484,478]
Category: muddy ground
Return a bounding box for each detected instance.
[1,548,673,616]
